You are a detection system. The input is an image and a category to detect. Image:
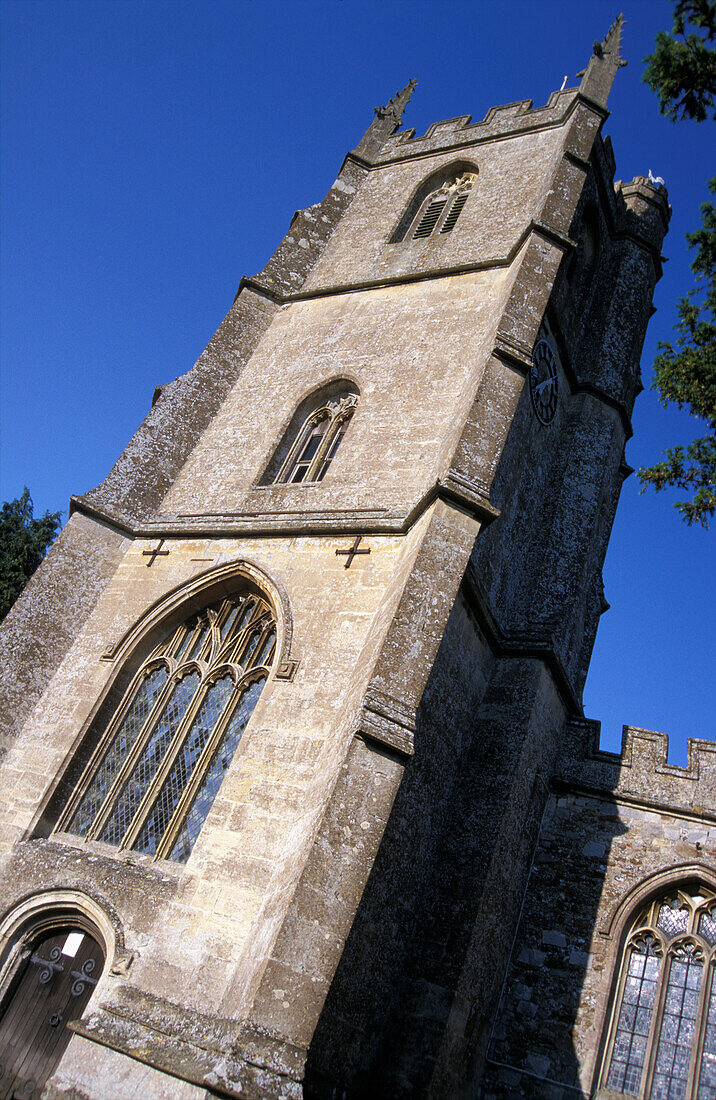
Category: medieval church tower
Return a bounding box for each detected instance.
[2,19,714,1100]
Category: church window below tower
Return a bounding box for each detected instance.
[267,388,357,485]
[600,882,716,1098]
[56,592,275,863]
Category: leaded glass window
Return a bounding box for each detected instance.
[58,592,275,863]
[273,391,356,486]
[601,884,716,1099]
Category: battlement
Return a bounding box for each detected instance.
[559,718,716,817]
[376,87,580,163]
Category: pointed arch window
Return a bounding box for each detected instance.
[57,591,275,864]
[600,883,716,1098]
[272,390,357,485]
[406,171,476,241]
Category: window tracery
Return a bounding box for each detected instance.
[408,172,476,240]
[273,391,356,485]
[601,883,716,1098]
[57,591,275,864]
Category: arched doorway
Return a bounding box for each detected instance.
[0,924,104,1099]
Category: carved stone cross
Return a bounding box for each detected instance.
[335,536,370,569]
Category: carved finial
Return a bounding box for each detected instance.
[577,15,627,109]
[375,78,418,125]
[354,78,418,162]
[600,13,627,67]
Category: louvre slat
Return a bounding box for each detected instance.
[413,199,447,239]
[441,193,468,233]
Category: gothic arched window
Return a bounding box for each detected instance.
[57,591,276,863]
[600,882,716,1098]
[391,170,476,243]
[270,390,357,485]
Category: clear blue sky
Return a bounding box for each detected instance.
[1,0,713,760]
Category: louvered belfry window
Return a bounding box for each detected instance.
[410,172,475,240]
[58,592,275,863]
[601,883,716,1098]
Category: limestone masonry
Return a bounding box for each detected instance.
[1,18,711,1100]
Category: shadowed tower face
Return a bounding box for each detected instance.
[2,20,701,1100]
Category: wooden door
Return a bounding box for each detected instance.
[0,927,104,1100]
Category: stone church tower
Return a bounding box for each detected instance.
[2,19,713,1100]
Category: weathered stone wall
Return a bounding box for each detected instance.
[479,726,716,1100]
[302,127,568,291]
[157,270,512,520]
[300,589,497,1094]
[0,513,127,747]
[0,525,426,1016]
[46,1034,208,1100]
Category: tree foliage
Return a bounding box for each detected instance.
[638,0,716,527]
[643,0,716,121]
[0,489,62,620]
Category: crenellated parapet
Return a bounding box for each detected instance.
[376,88,581,163]
[616,175,672,253]
[559,717,716,815]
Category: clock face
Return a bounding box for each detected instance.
[529,339,559,425]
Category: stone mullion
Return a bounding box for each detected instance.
[321,406,348,462]
[277,408,332,484]
[317,399,357,475]
[154,616,275,859]
[670,935,713,1100]
[692,952,716,1099]
[118,673,208,852]
[242,622,275,670]
[433,190,455,235]
[74,664,176,841]
[275,416,316,483]
[230,612,272,668]
[154,669,242,861]
[686,948,712,1100]
[599,936,663,1097]
[216,599,266,665]
[303,416,334,481]
[640,945,678,1100]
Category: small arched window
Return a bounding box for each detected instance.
[397,171,476,242]
[57,591,275,863]
[600,882,716,1098]
[270,390,357,485]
